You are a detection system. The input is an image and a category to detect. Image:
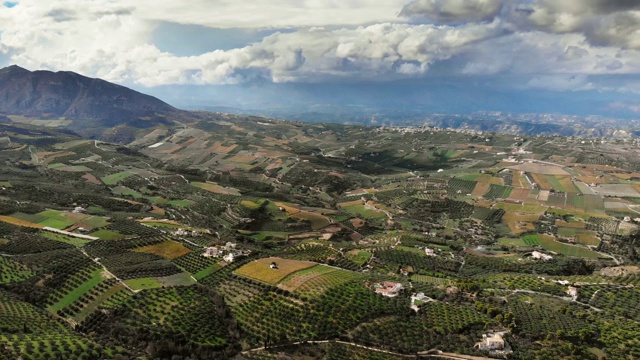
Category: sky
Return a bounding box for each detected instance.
[2,0,640,117]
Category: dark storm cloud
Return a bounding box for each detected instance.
[583,12,640,49]
[46,8,76,22]
[94,8,134,17]
[400,0,504,23]
[585,0,640,14]
[514,0,640,49]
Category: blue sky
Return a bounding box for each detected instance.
[2,0,640,117]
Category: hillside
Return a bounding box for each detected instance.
[0,65,186,140]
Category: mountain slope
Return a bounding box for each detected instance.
[0,65,186,139]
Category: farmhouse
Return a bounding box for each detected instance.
[475,332,505,351]
[203,247,219,257]
[424,248,437,256]
[373,281,403,297]
[410,292,435,312]
[531,250,553,261]
[223,253,235,263]
[567,286,578,300]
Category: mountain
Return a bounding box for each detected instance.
[0,65,187,140]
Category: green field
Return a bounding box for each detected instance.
[193,264,222,280]
[79,216,110,229]
[523,235,541,246]
[345,250,372,266]
[111,186,142,199]
[41,231,92,247]
[397,245,426,255]
[341,204,387,220]
[522,234,603,258]
[167,199,195,207]
[49,269,103,312]
[34,210,84,230]
[155,272,197,287]
[47,162,66,169]
[10,212,46,223]
[145,196,168,204]
[498,237,530,247]
[101,171,134,185]
[242,231,290,241]
[124,277,163,290]
[141,221,182,229]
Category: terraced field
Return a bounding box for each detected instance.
[277,264,364,298]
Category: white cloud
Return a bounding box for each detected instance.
[0,0,508,86]
[2,0,640,91]
[121,0,410,29]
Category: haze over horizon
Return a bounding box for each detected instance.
[2,0,640,117]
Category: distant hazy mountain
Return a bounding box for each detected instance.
[0,65,186,140]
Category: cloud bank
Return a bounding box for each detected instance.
[1,0,640,94]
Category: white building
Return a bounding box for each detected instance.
[203,247,219,257]
[475,333,505,351]
[531,251,553,261]
[223,253,235,263]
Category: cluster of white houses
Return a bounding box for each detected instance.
[202,242,250,263]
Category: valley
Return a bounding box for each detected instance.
[0,110,639,359]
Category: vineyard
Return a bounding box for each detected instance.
[471,206,505,222]
[483,184,513,200]
[447,178,477,195]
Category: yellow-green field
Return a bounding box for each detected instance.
[192,182,241,196]
[234,257,316,285]
[134,240,192,259]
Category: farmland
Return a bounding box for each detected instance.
[522,234,603,258]
[101,171,134,185]
[277,264,364,298]
[1,113,640,359]
[192,181,241,196]
[234,257,317,285]
[133,240,192,259]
